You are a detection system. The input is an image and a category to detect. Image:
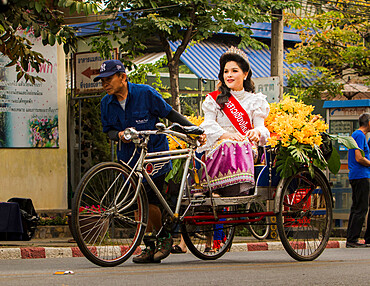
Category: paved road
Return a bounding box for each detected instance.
[0,248,369,286]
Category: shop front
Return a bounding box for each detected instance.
[323,99,370,226]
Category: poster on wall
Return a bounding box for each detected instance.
[0,28,58,148]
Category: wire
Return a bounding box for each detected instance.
[64,3,183,21]
[285,11,370,20]
[103,3,183,15]
[298,0,370,12]
[304,0,370,8]
[287,0,370,18]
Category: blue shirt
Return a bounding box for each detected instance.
[101,82,173,176]
[348,129,370,180]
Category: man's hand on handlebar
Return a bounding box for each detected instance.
[118,131,131,143]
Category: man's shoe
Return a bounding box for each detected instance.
[153,235,173,262]
[346,242,370,248]
[132,247,160,263]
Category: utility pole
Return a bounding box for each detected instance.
[270,8,284,101]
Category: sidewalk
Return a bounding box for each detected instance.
[0,236,348,260]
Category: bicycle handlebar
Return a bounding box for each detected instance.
[123,123,204,148]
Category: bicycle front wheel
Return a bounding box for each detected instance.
[276,167,333,261]
[71,162,148,267]
[181,206,236,260]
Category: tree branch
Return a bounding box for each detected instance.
[173,4,196,63]
[159,33,173,63]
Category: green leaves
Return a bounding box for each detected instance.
[289,144,310,164]
[48,33,56,46]
[0,0,88,83]
[327,133,363,156]
[35,1,43,13]
[128,56,168,94]
[275,132,362,179]
[285,5,370,90]
[337,135,360,152]
[76,1,83,14]
[88,36,114,61]
[165,158,186,184]
[275,148,299,178]
[85,3,93,15]
[65,0,74,8]
[275,143,315,178]
[286,67,344,102]
[327,147,340,175]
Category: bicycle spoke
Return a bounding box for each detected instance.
[277,168,332,261]
[71,162,148,267]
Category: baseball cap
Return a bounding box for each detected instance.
[93,60,126,82]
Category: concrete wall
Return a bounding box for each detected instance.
[0,45,68,210]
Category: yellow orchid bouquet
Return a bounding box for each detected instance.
[265,98,328,148]
[265,97,357,178]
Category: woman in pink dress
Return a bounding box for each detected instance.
[171,47,270,254]
[198,47,270,196]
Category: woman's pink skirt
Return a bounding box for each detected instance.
[201,140,255,193]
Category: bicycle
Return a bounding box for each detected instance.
[71,123,333,267]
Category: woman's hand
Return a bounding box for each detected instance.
[246,129,260,144]
[197,134,207,146]
[218,132,245,141]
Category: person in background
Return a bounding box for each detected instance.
[94,59,204,262]
[346,113,370,248]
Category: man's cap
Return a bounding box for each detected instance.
[93,60,126,82]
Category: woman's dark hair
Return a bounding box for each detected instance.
[216,52,255,108]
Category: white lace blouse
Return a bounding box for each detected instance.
[199,89,270,152]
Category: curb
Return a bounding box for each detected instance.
[0,246,86,260]
[229,241,346,252]
[0,241,347,260]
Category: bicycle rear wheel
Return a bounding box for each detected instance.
[181,206,236,260]
[276,167,333,261]
[247,201,270,240]
[71,162,148,267]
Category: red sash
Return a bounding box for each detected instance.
[209,90,252,136]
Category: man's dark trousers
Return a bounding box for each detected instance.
[347,178,370,243]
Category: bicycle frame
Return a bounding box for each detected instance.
[114,127,328,228]
[115,127,213,223]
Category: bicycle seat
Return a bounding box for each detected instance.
[170,123,204,135]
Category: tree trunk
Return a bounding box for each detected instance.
[159,4,195,113]
[168,60,181,112]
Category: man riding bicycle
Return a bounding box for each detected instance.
[94,59,205,263]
